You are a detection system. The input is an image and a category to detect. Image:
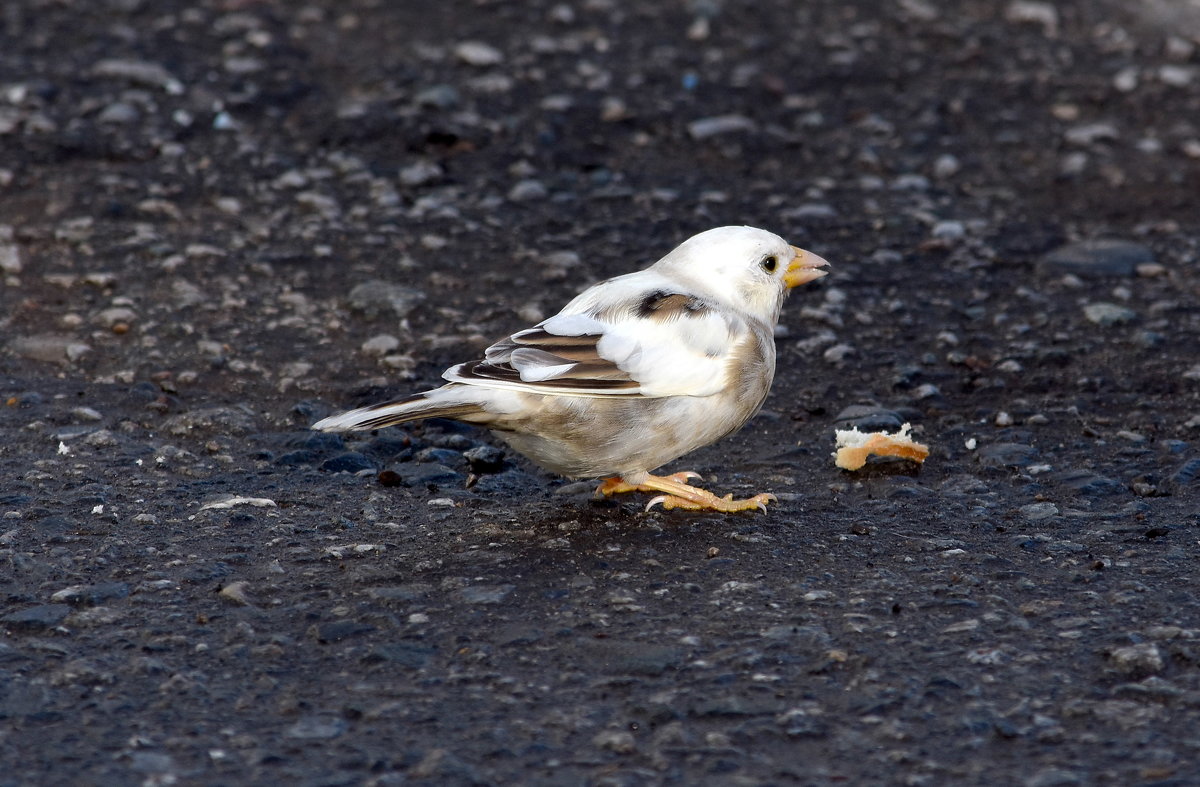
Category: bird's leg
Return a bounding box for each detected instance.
[599,472,775,513]
[596,471,701,498]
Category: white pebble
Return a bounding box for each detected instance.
[1112,67,1138,92]
[933,154,960,178]
[822,343,855,364]
[454,41,504,66]
[932,220,965,240]
[914,383,941,400]
[1159,65,1195,87]
[686,114,757,140]
[1004,1,1059,36]
[361,334,401,356]
[508,179,548,201]
[0,242,22,273]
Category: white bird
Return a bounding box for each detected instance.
[314,226,829,512]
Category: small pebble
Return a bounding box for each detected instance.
[1064,122,1119,146]
[0,242,23,273]
[1159,65,1195,87]
[399,160,443,187]
[823,343,855,364]
[593,729,637,754]
[1083,302,1137,326]
[1005,0,1059,36]
[1020,502,1059,521]
[687,114,757,140]
[361,334,401,356]
[454,41,504,66]
[1041,240,1152,278]
[932,154,960,178]
[508,179,548,202]
[1109,643,1163,676]
[833,406,904,431]
[346,280,426,319]
[979,443,1038,468]
[931,220,965,241]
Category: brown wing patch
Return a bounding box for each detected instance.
[636,291,710,322]
[479,326,630,385]
[454,360,640,390]
[502,328,606,363]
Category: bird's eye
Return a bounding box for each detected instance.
[761,255,778,273]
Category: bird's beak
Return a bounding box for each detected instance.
[784,246,830,288]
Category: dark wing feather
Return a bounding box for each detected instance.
[443,286,732,397]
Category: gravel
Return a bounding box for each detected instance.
[2,0,1199,785]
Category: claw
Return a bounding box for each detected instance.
[609,473,776,514]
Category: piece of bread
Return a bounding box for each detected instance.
[834,423,929,471]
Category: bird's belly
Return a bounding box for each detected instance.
[492,393,757,479]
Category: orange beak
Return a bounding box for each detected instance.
[784,246,830,288]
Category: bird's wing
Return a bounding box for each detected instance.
[443,273,752,398]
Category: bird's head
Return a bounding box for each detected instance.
[653,226,829,324]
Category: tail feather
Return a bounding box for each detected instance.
[312,391,484,432]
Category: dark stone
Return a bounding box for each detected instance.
[783,713,829,738]
[833,405,905,431]
[126,381,160,402]
[316,620,377,643]
[459,585,515,604]
[1039,239,1153,277]
[470,470,543,497]
[289,400,324,421]
[581,639,683,676]
[320,452,377,474]
[33,516,77,537]
[385,463,464,488]
[366,585,432,603]
[362,435,412,461]
[162,406,257,435]
[1169,457,1200,489]
[494,623,543,646]
[762,624,833,651]
[415,447,467,467]
[276,449,320,466]
[463,444,505,473]
[1053,469,1124,496]
[978,443,1039,468]
[55,582,130,606]
[1133,330,1165,349]
[285,715,349,740]
[179,562,232,584]
[0,681,54,719]
[692,693,782,717]
[425,429,476,449]
[284,431,345,452]
[2,604,72,632]
[362,642,436,668]
[377,469,404,487]
[892,365,924,389]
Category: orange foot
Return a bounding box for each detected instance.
[596,472,776,514]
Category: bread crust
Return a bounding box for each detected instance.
[834,423,929,470]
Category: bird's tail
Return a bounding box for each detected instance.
[312,388,485,432]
